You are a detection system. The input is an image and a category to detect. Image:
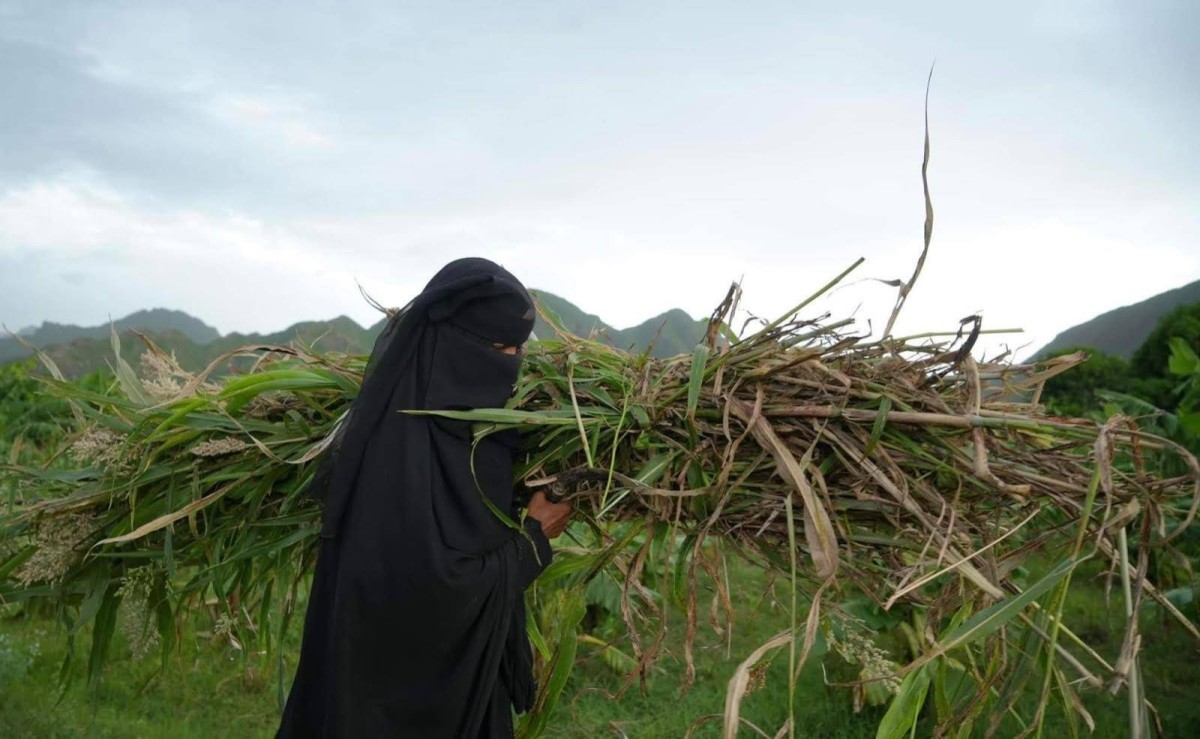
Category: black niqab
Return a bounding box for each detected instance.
[277,258,551,738]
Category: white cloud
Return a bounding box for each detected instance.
[74,15,335,154]
[1,1,1197,361]
[210,93,334,149]
[1,169,1196,361]
[0,175,368,333]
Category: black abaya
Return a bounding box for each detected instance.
[277,259,551,738]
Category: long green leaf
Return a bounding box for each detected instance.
[109,326,151,406]
[864,395,892,459]
[907,557,1078,673]
[877,663,933,739]
[87,584,121,690]
[520,591,586,738]
[687,343,710,420]
[72,569,110,634]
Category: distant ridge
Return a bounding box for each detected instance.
[12,276,1195,379]
[530,291,705,358]
[0,309,220,365]
[2,291,706,377]
[1031,279,1200,360]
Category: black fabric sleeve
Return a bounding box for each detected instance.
[515,518,553,591]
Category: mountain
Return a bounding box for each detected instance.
[530,291,705,357]
[614,309,707,358]
[1032,279,1200,359]
[20,319,379,380]
[2,292,706,378]
[0,309,220,364]
[530,291,610,341]
[37,329,213,380]
[218,315,377,356]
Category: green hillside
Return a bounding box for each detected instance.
[37,329,215,379]
[530,290,704,358]
[13,273,1194,379]
[613,308,707,357]
[218,315,377,356]
[529,290,610,341]
[2,292,705,378]
[0,309,220,365]
[1033,279,1200,359]
[29,320,378,380]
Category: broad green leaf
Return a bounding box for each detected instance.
[72,569,110,633]
[223,375,342,414]
[521,591,586,738]
[0,543,35,580]
[87,584,121,690]
[1096,390,1173,423]
[1179,411,1200,437]
[911,557,1077,671]
[687,343,710,420]
[526,594,551,660]
[634,453,672,487]
[629,405,651,428]
[1167,337,1199,377]
[877,663,932,739]
[153,578,176,671]
[146,398,209,441]
[96,477,245,545]
[672,534,698,608]
[537,551,597,585]
[864,395,892,459]
[1165,585,1195,608]
[109,326,151,406]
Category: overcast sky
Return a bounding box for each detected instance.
[1,1,1196,358]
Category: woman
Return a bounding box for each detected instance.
[277,258,572,738]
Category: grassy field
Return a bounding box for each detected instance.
[1,561,1198,738]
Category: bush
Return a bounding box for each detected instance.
[0,632,39,691]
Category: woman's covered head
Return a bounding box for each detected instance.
[424,258,536,350]
[420,258,536,411]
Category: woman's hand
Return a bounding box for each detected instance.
[527,491,572,539]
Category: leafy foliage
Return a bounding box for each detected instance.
[0,359,109,465]
[1041,347,1133,418]
[1132,303,1200,406]
[1041,302,1200,419]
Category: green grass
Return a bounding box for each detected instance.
[1045,565,1200,734]
[1,562,1198,738]
[541,565,884,738]
[0,608,281,738]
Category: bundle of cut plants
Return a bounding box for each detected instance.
[2,264,1198,738]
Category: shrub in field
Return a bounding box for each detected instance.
[0,631,39,691]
